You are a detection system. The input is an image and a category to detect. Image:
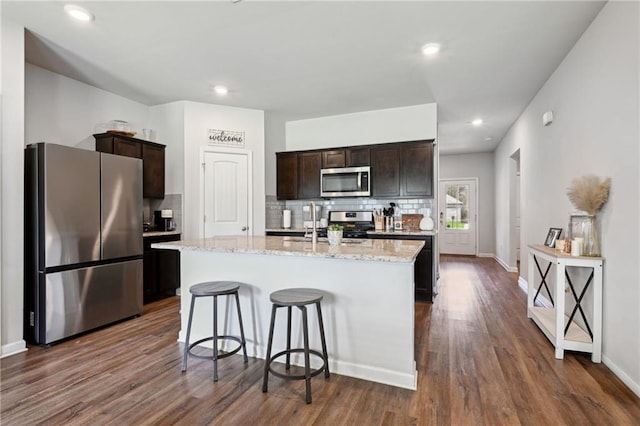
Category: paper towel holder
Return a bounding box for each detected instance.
[283,209,291,229]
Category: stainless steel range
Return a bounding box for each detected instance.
[326,210,375,238]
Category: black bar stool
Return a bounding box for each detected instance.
[181,281,248,381]
[262,288,330,404]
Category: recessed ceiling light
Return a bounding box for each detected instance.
[64,5,95,22]
[213,85,229,95]
[421,43,441,56]
[472,118,483,126]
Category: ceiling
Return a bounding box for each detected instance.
[2,1,605,154]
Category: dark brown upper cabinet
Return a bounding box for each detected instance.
[371,140,434,198]
[322,148,370,168]
[371,146,401,197]
[94,133,166,199]
[322,150,346,168]
[402,142,434,197]
[276,152,298,200]
[345,147,370,167]
[113,138,142,158]
[142,143,165,199]
[297,152,322,199]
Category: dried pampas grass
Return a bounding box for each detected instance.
[567,175,611,215]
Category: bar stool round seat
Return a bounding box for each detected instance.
[262,288,330,404]
[270,288,324,306]
[181,281,248,381]
[190,281,239,296]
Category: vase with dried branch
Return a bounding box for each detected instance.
[566,175,610,256]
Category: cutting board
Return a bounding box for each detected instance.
[402,214,423,231]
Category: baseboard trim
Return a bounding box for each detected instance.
[176,334,417,390]
[494,255,518,273]
[478,252,495,258]
[517,277,553,308]
[518,276,528,292]
[1,340,27,358]
[602,355,640,398]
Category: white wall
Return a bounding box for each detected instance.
[494,2,639,394]
[149,102,185,195]
[25,64,149,150]
[285,103,437,150]
[440,153,495,255]
[182,101,265,240]
[264,112,287,196]
[1,18,26,356]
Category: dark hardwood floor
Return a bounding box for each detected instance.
[2,255,639,425]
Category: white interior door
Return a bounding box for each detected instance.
[202,150,251,237]
[439,178,477,255]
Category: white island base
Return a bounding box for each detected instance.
[161,237,421,390]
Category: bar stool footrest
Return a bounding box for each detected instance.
[187,335,244,361]
[267,348,328,380]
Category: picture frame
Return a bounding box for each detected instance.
[544,227,563,247]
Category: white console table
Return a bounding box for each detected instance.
[527,244,603,362]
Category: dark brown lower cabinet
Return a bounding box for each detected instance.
[143,234,181,304]
[368,234,434,302]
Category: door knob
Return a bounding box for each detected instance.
[241,226,248,231]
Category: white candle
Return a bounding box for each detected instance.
[574,237,584,255]
[571,239,581,256]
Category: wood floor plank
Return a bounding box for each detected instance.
[2,256,639,425]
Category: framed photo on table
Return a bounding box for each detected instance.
[544,228,563,247]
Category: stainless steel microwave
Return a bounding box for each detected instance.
[321,166,370,197]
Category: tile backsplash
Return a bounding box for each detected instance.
[144,193,183,232]
[266,195,285,229]
[266,196,434,229]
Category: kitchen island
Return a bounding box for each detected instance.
[153,235,424,389]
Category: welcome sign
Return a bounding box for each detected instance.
[207,129,245,147]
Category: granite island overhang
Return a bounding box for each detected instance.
[153,235,424,390]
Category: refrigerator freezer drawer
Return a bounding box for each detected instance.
[42,260,142,344]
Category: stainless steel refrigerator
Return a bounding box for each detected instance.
[24,143,143,345]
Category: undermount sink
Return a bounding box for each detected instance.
[282,236,363,245]
[282,237,313,243]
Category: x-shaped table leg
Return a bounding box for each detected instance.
[564,269,594,339]
[533,255,554,306]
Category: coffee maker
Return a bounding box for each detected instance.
[154,209,175,231]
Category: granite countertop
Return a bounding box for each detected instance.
[152,235,424,263]
[143,230,182,237]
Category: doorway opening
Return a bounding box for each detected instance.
[510,149,521,272]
